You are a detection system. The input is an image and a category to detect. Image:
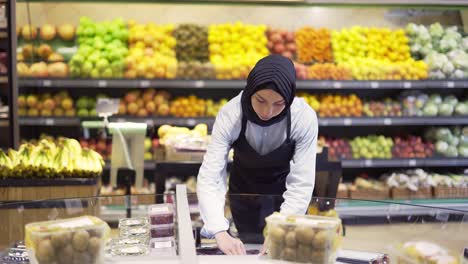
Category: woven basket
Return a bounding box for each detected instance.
[391,187,432,200]
[434,186,468,198]
[349,187,390,200]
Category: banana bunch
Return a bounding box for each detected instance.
[0,150,13,178]
[0,137,105,179]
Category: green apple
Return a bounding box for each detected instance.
[79,16,92,25]
[70,66,81,78]
[81,61,93,75]
[79,45,93,57]
[95,24,106,37]
[102,68,113,78]
[96,58,109,71]
[103,34,113,43]
[70,54,84,67]
[90,68,100,79]
[84,27,95,37]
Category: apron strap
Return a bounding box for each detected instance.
[240,114,248,136]
[286,109,292,142]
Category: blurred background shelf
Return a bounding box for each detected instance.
[18,78,468,90]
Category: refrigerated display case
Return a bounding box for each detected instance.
[1,185,467,264]
[7,1,468,204]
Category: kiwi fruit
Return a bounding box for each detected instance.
[269,225,286,242]
[285,231,297,247]
[296,227,316,245]
[51,232,72,249]
[36,239,55,264]
[87,237,101,256]
[72,230,90,252]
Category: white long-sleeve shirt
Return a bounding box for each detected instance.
[196,92,318,236]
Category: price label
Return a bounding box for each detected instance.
[446,81,455,88]
[98,80,107,87]
[140,80,150,88]
[383,118,392,125]
[194,80,205,88]
[145,119,154,126]
[187,118,196,126]
[333,82,342,89]
[408,159,417,166]
[364,159,373,167]
[403,82,412,89]
[370,82,379,89]
[45,118,55,125]
[343,118,352,126]
[42,80,52,87]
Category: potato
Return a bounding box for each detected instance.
[296,227,315,245]
[72,230,90,252]
[51,232,72,249]
[285,231,297,247]
[36,239,55,263]
[87,237,101,256]
[268,242,282,259]
[269,226,286,242]
[296,245,311,263]
[282,248,297,262]
[57,244,74,264]
[73,252,92,264]
[312,230,332,249]
[311,250,328,263]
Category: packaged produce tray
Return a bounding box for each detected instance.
[434,186,468,199]
[391,187,433,200]
[164,145,205,162]
[349,187,390,200]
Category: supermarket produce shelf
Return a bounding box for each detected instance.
[17,116,468,127]
[103,160,155,170]
[19,116,80,126]
[98,198,468,223]
[336,198,468,218]
[18,78,468,90]
[318,116,468,126]
[341,158,468,168]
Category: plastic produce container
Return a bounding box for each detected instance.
[150,224,175,238]
[150,237,176,249]
[265,214,342,264]
[25,216,110,264]
[390,240,462,264]
[148,204,174,225]
[118,217,149,229]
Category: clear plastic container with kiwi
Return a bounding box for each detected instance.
[25,216,110,264]
[265,214,342,264]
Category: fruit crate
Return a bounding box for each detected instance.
[0,178,100,247]
[391,187,433,200]
[349,187,390,200]
[434,186,468,199]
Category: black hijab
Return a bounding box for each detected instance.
[241,55,296,127]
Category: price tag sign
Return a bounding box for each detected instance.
[194,81,205,88]
[364,159,373,167]
[140,80,150,88]
[403,82,412,89]
[408,159,417,166]
[45,118,55,125]
[98,80,107,88]
[187,118,196,126]
[383,118,392,125]
[333,82,342,89]
[370,82,379,89]
[42,80,52,87]
[344,118,352,126]
[446,81,455,88]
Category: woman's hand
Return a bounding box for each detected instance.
[259,239,268,255]
[215,231,246,255]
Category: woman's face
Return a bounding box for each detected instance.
[251,89,286,121]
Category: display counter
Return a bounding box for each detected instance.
[1,185,467,264]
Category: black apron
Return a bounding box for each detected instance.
[228,110,295,243]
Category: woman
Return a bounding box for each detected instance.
[197,55,318,255]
